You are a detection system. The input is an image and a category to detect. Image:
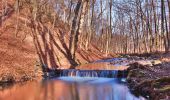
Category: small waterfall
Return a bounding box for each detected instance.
[58,70,127,78]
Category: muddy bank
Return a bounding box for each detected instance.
[127,62,170,100]
[0,68,41,89]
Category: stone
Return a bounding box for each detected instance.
[151,60,162,65]
[136,60,153,66]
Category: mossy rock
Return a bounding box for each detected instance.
[155,77,170,83]
[151,60,162,65]
[153,77,170,92]
[127,69,145,79]
[128,62,149,71]
[157,85,170,93]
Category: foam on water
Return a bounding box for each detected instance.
[60,69,120,78]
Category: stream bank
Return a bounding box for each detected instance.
[0,52,170,100]
[127,62,170,100]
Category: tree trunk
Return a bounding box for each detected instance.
[15,0,20,37]
[85,0,94,50]
[161,0,167,52]
[67,0,73,25]
[100,0,104,52]
[69,0,88,67]
[167,0,170,51]
[69,0,83,62]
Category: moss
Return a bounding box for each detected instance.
[152,77,170,88]
[137,71,145,77]
[152,77,170,93]
[137,80,153,87]
[155,77,170,83]
[153,82,161,88]
[127,70,145,79]
[157,85,170,92]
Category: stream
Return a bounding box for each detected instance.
[0,58,146,100]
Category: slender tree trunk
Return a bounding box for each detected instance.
[164,4,169,52]
[68,0,73,25]
[167,0,170,51]
[161,0,167,52]
[100,0,104,52]
[85,0,95,50]
[15,0,20,37]
[109,0,112,54]
[152,0,158,51]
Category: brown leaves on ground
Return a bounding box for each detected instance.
[0,32,37,82]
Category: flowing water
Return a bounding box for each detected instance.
[0,58,145,100]
[59,69,127,78]
[0,77,145,100]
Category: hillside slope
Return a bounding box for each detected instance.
[0,0,114,82]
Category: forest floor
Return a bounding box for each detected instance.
[127,52,170,100]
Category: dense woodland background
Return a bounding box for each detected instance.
[0,0,170,68]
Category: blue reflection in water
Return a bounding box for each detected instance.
[53,77,145,100]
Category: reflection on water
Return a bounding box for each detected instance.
[0,77,145,100]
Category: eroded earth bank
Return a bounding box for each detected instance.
[127,54,170,100]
